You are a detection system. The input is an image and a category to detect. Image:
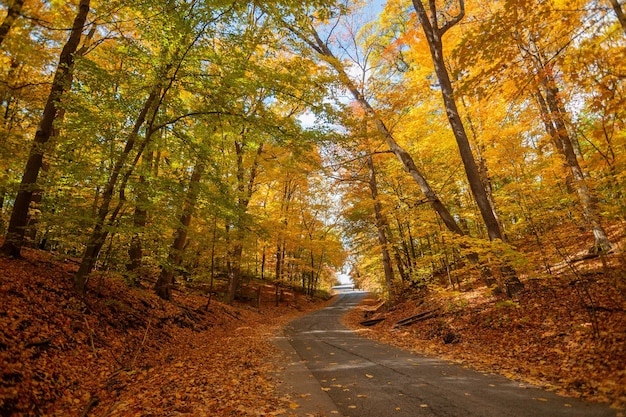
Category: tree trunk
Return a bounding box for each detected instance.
[542,81,612,252]
[126,151,153,283]
[412,0,505,242]
[462,97,505,237]
[366,152,397,302]
[1,0,90,258]
[608,0,626,33]
[223,140,264,304]
[411,0,524,295]
[155,163,204,300]
[74,87,160,292]
[0,0,25,47]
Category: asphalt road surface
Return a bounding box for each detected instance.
[276,292,620,417]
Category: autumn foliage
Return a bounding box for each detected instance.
[344,224,626,409]
[1,0,626,414]
[0,245,325,416]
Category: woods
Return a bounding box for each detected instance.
[0,0,623,303]
[0,1,346,299]
[0,0,625,415]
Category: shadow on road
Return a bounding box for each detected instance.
[275,292,621,417]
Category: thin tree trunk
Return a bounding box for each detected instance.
[126,151,153,283]
[74,87,160,291]
[1,0,90,257]
[461,97,505,237]
[412,0,523,294]
[224,141,264,304]
[542,81,612,252]
[155,163,204,300]
[0,0,25,47]
[412,0,505,242]
[366,151,397,302]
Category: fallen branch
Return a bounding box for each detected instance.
[83,317,97,358]
[130,319,151,369]
[79,395,99,417]
[393,309,440,328]
[360,318,386,326]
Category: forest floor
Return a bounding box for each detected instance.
[0,246,328,417]
[343,237,626,411]
[2,227,626,416]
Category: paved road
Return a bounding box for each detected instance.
[277,292,620,417]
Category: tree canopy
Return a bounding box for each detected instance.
[0,0,624,301]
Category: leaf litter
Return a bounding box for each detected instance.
[0,246,325,416]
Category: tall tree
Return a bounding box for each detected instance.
[365,141,397,302]
[73,1,220,291]
[410,0,506,242]
[223,133,264,304]
[155,162,204,300]
[286,17,464,236]
[1,0,90,258]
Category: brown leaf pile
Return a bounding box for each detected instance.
[0,247,324,416]
[344,254,626,410]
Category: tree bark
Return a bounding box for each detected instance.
[126,151,153,283]
[224,140,264,304]
[1,0,90,258]
[0,0,25,47]
[608,0,626,33]
[411,0,505,242]
[155,163,204,300]
[366,151,397,302]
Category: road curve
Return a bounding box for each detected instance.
[277,292,620,417]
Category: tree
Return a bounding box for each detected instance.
[1,0,90,258]
[283,14,464,237]
[155,162,204,300]
[410,0,507,243]
[0,0,24,47]
[73,1,223,291]
[452,0,615,253]
[365,138,397,301]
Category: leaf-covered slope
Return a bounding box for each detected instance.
[344,259,626,409]
[0,246,322,416]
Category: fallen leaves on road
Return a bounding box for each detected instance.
[343,263,626,409]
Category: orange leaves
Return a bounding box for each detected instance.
[0,246,325,416]
[343,272,626,408]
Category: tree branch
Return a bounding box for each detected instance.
[439,0,465,36]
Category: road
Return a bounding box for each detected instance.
[276,292,620,417]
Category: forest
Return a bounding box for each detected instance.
[1,0,625,415]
